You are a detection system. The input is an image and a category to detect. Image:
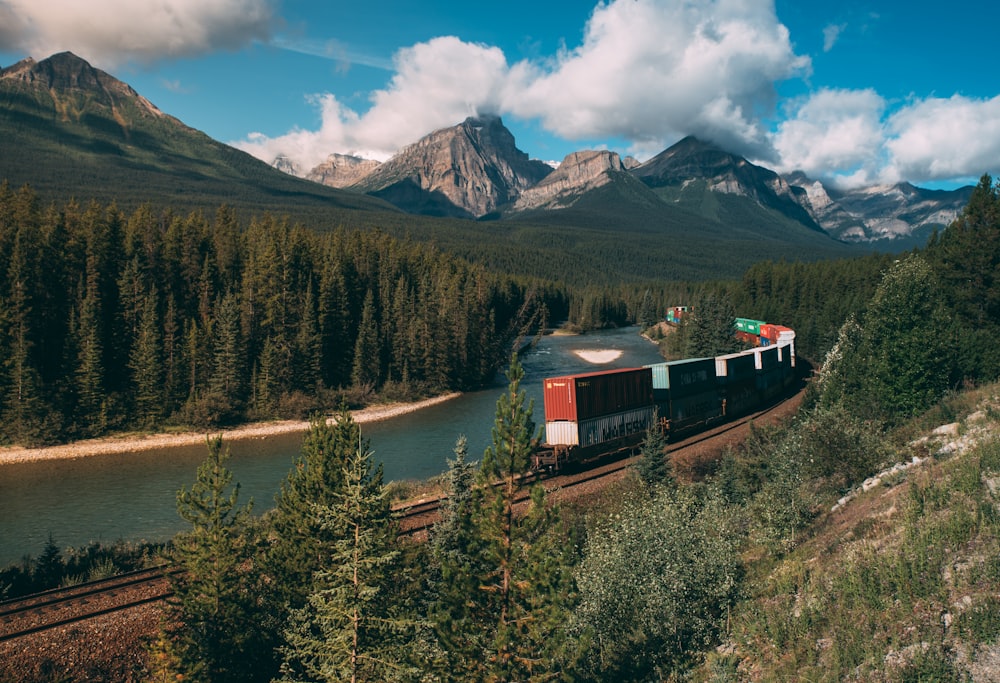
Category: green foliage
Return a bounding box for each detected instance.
[157,436,275,683]
[635,414,673,491]
[276,443,417,683]
[682,292,742,358]
[819,255,953,425]
[431,355,577,681]
[0,188,541,443]
[717,421,1000,681]
[926,173,1000,381]
[267,408,365,611]
[572,487,741,680]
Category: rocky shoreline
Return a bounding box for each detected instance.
[0,393,462,466]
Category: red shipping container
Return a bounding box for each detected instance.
[543,368,653,422]
[759,324,779,341]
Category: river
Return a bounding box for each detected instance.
[0,327,665,566]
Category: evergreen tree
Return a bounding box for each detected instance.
[684,294,740,357]
[437,355,576,681]
[267,407,367,611]
[427,436,489,680]
[276,442,416,683]
[821,255,952,424]
[926,173,1000,379]
[351,288,380,390]
[207,292,246,417]
[636,414,673,491]
[128,286,163,427]
[155,436,274,682]
[74,259,107,436]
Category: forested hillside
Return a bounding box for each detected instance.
[0,183,559,446]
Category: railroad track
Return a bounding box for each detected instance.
[1,390,799,642]
[0,566,174,643]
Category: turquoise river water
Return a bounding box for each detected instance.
[0,327,665,566]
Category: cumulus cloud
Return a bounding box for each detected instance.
[508,0,809,157]
[235,36,512,168]
[236,0,810,170]
[885,95,1000,184]
[770,89,1000,188]
[0,0,275,67]
[771,88,887,183]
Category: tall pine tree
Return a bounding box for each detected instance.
[154,436,275,683]
[276,442,416,683]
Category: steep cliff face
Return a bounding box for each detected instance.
[306,153,381,187]
[351,115,552,217]
[511,150,626,211]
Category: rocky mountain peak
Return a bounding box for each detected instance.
[512,150,626,212]
[351,114,552,217]
[1,51,166,120]
[633,136,821,230]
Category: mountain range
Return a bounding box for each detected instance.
[282,116,972,248]
[0,52,976,285]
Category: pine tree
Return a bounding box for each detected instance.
[157,436,274,682]
[128,286,163,427]
[636,414,673,491]
[684,293,740,357]
[207,292,246,417]
[428,436,490,680]
[267,406,367,611]
[439,354,576,681]
[276,442,417,683]
[74,259,107,436]
[821,255,952,424]
[351,289,380,390]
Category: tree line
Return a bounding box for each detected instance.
[0,183,555,446]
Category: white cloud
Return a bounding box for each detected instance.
[235,0,810,171]
[508,0,809,158]
[0,0,275,67]
[235,36,512,168]
[886,95,1000,184]
[770,88,887,184]
[822,23,846,52]
[768,90,1000,188]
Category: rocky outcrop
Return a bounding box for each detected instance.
[351,115,552,218]
[511,150,625,211]
[271,154,301,177]
[306,153,381,188]
[786,172,973,244]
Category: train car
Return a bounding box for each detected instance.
[536,325,798,471]
[665,306,690,325]
[537,368,655,469]
[646,358,722,431]
[734,318,766,336]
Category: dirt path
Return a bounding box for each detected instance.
[0,393,461,466]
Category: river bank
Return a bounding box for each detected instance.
[0,393,462,466]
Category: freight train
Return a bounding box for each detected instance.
[533,323,797,470]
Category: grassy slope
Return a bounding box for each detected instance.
[706,388,1000,681]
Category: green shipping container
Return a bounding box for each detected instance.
[734,318,766,335]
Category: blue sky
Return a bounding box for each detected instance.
[1,0,997,189]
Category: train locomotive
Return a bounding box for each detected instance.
[533,319,797,470]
